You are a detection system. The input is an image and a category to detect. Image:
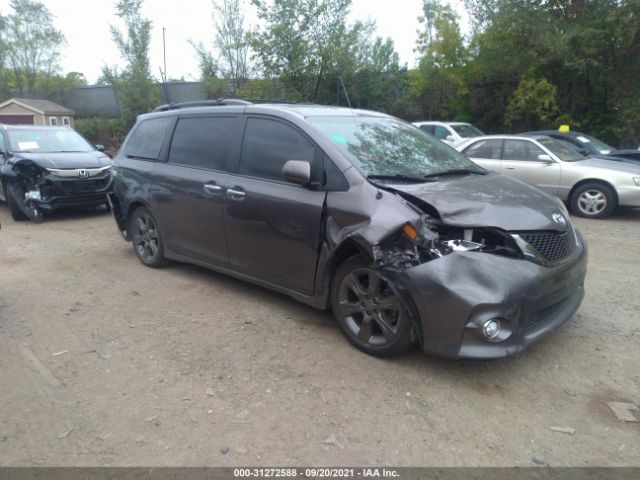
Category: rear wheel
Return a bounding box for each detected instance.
[570,182,616,219]
[129,207,167,268]
[330,255,415,357]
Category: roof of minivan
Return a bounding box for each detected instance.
[139,103,389,121]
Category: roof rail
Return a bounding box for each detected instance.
[248,99,299,105]
[153,98,252,112]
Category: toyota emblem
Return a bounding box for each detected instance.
[77,169,89,178]
[552,212,566,226]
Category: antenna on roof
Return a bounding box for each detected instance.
[338,76,352,109]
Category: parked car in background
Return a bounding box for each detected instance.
[522,130,640,163]
[110,99,587,360]
[457,134,640,219]
[0,124,112,222]
[412,121,484,146]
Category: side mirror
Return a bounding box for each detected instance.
[537,154,553,162]
[95,144,106,152]
[446,135,456,142]
[281,160,311,186]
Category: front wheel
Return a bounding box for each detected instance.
[6,184,28,222]
[570,182,616,219]
[330,255,416,357]
[129,207,167,268]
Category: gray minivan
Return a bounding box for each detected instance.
[110,99,587,359]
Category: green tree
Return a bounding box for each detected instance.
[213,0,254,93]
[102,0,160,129]
[1,0,65,96]
[505,74,559,130]
[411,0,468,120]
[250,0,354,101]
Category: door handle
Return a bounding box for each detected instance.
[504,166,516,170]
[226,187,246,200]
[203,183,222,194]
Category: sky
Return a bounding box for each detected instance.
[0,0,469,84]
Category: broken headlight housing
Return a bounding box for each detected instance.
[373,215,523,269]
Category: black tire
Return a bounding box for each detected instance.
[128,206,167,268]
[570,182,616,219]
[6,184,28,222]
[330,254,416,357]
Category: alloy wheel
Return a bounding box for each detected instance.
[132,212,161,263]
[337,267,403,346]
[577,189,607,216]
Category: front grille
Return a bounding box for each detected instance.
[526,295,572,331]
[73,178,110,193]
[519,231,574,264]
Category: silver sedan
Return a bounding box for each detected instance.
[456,134,640,218]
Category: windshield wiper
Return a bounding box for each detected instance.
[421,168,488,179]
[367,174,435,183]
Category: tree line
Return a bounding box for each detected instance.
[1,0,638,148]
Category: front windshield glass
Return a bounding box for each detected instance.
[451,124,484,137]
[575,133,616,154]
[307,116,481,177]
[8,129,94,153]
[537,137,586,162]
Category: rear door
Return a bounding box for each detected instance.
[461,138,503,172]
[223,116,326,295]
[151,115,241,267]
[500,139,561,195]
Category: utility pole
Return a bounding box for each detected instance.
[162,27,167,81]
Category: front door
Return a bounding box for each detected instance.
[223,117,326,295]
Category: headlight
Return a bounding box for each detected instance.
[633,177,640,186]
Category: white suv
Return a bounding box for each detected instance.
[413,121,484,146]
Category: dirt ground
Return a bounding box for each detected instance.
[0,204,638,467]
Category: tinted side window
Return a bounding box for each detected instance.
[433,126,450,140]
[504,140,544,161]
[124,117,173,160]
[464,139,502,159]
[324,157,348,190]
[168,116,236,170]
[419,125,434,134]
[240,118,315,181]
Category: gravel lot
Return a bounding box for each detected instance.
[0,205,638,467]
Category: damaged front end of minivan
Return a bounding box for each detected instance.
[321,176,587,359]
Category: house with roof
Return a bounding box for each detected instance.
[0,98,75,127]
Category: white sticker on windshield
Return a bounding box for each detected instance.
[18,141,39,150]
[576,136,591,143]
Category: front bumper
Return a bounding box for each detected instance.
[30,173,113,210]
[391,230,588,359]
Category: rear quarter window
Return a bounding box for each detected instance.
[123,117,174,160]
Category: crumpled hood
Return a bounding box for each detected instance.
[382,173,567,232]
[11,151,111,169]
